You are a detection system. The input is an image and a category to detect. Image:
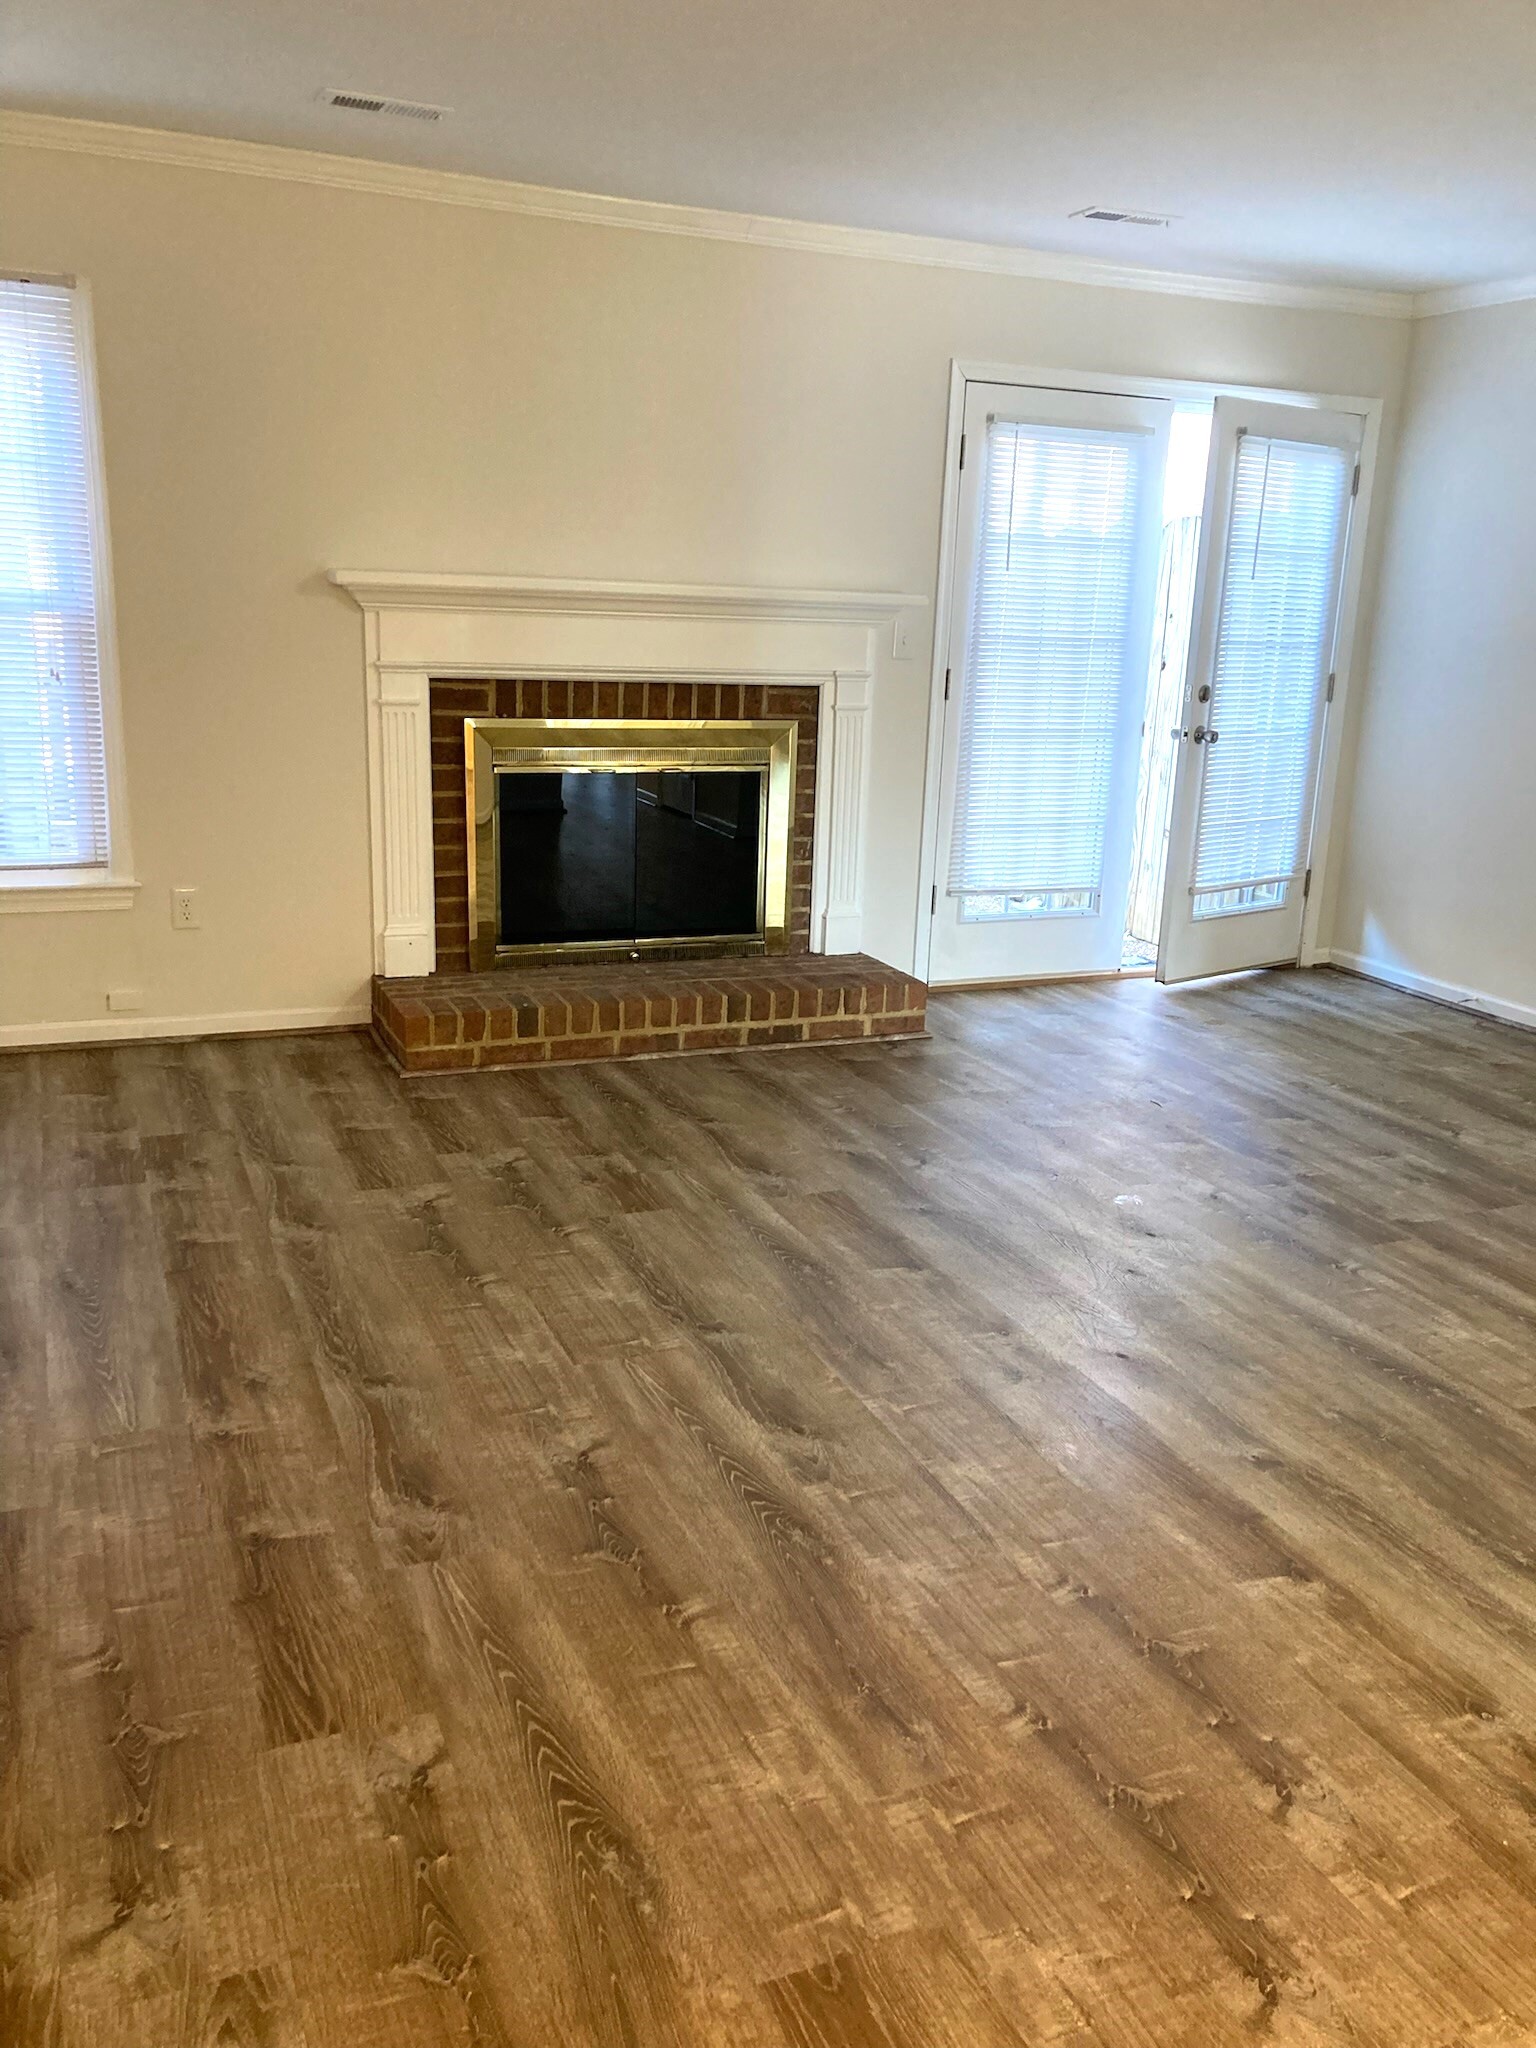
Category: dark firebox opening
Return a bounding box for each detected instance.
[498,768,763,949]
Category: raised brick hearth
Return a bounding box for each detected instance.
[372,954,927,1074]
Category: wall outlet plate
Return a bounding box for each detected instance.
[107,988,144,1013]
[171,886,200,929]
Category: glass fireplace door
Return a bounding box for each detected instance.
[497,768,764,952]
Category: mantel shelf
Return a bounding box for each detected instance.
[328,569,928,625]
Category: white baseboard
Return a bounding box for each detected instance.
[1327,949,1536,1033]
[0,1002,372,1051]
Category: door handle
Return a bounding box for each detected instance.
[1192,725,1220,744]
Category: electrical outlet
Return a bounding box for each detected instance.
[107,988,144,1014]
[171,886,200,930]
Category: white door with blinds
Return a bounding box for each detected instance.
[0,275,114,879]
[929,383,1171,985]
[1156,397,1362,984]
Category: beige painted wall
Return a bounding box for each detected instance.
[1334,299,1536,1023]
[0,137,1411,1039]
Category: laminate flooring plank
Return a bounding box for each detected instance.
[0,1223,47,1516]
[408,1545,698,2047]
[0,1504,58,2048]
[42,1187,182,1444]
[43,1433,295,2048]
[256,1735,472,2048]
[759,1928,1062,2048]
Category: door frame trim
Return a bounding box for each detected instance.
[915,359,1384,987]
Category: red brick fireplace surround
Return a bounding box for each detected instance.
[430,677,820,974]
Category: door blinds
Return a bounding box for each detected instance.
[0,277,109,871]
[1191,432,1350,896]
[948,417,1146,898]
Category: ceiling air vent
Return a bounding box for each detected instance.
[322,88,449,122]
[1071,206,1174,228]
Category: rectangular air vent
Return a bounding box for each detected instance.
[1071,206,1174,228]
[323,88,449,121]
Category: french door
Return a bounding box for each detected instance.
[928,383,1172,984]
[1156,398,1362,983]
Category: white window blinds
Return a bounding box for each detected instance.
[1191,432,1350,896]
[0,277,110,872]
[948,418,1145,898]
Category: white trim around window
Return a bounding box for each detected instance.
[0,271,135,913]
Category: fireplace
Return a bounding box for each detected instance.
[466,715,797,967]
[329,571,933,977]
[331,572,933,1068]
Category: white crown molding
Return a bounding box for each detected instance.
[1411,274,1536,318]
[0,108,1420,319]
[329,569,927,624]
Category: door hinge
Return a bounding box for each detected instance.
[1302,867,1313,900]
[944,667,952,701]
[930,884,938,916]
[1351,461,1361,497]
[1325,670,1336,703]
[958,432,967,471]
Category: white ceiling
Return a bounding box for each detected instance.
[6,0,1535,295]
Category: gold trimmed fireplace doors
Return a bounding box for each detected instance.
[466,717,798,970]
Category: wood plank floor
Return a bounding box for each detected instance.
[5,968,1536,2046]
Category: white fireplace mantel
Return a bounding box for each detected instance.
[330,571,929,977]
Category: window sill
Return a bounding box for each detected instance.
[0,874,140,914]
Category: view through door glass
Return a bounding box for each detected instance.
[1125,405,1213,965]
[927,382,1171,987]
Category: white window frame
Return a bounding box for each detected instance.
[0,271,135,913]
[915,358,1383,985]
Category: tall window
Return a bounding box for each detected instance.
[1189,432,1351,915]
[0,275,124,885]
[948,418,1147,916]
